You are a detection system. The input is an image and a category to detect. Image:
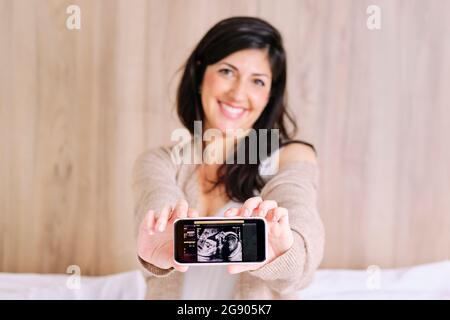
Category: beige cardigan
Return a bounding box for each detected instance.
[131,145,325,299]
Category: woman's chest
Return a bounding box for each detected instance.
[195,167,230,216]
[197,186,230,217]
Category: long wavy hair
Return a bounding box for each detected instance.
[176,16,314,202]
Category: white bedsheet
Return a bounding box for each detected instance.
[298,260,450,300]
[0,270,147,300]
[1,261,449,300]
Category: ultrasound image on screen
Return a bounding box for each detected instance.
[196,226,243,262]
[180,220,259,263]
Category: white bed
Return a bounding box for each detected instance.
[1,261,449,300]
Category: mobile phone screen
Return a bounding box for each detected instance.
[174,218,266,264]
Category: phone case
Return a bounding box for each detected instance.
[173,216,268,266]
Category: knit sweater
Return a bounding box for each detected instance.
[131,145,325,299]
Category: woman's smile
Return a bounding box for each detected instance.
[217,100,248,120]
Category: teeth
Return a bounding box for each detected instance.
[221,102,245,114]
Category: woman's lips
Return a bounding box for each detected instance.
[218,100,247,120]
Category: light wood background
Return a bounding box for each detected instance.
[1,0,449,275]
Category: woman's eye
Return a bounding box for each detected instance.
[254,79,265,87]
[219,68,233,77]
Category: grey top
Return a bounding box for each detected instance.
[131,145,325,299]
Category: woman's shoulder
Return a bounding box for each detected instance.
[135,144,175,163]
[133,144,187,176]
[133,144,197,187]
[136,142,199,176]
[278,142,318,168]
[259,141,318,179]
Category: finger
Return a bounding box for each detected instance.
[276,207,290,225]
[155,204,172,232]
[240,196,263,217]
[265,208,276,222]
[256,200,278,218]
[187,208,199,218]
[224,208,240,217]
[173,259,189,272]
[146,210,155,235]
[170,199,189,222]
[271,207,289,223]
[138,209,155,237]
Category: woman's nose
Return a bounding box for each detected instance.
[228,80,246,102]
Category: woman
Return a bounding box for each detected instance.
[132,16,325,299]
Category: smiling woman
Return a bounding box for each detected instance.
[133,16,324,300]
[176,16,306,204]
[1,0,449,302]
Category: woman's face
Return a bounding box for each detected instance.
[200,49,272,133]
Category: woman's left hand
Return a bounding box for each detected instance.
[224,196,293,274]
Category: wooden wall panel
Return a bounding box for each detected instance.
[0,0,449,275]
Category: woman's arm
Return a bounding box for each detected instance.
[247,144,325,295]
[132,146,185,277]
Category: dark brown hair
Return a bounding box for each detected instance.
[177,16,314,202]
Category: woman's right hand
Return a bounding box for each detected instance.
[137,199,199,272]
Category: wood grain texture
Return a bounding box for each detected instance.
[0,0,449,274]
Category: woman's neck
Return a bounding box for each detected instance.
[201,125,250,165]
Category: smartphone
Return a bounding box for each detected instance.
[173,217,267,265]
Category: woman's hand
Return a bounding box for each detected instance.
[137,199,199,272]
[224,196,294,274]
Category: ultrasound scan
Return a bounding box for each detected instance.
[196,227,243,262]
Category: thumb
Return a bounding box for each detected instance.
[173,259,189,272]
